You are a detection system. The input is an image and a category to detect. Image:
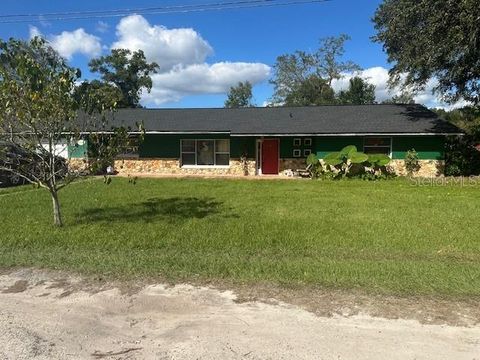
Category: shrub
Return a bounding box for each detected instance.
[322,146,393,180]
[405,149,421,175]
[323,145,368,178]
[445,136,480,176]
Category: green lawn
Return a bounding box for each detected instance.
[1,177,480,297]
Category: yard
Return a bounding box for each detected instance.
[1,177,479,297]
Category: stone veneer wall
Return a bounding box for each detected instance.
[67,158,89,173]
[388,160,444,177]
[280,158,444,177]
[112,157,444,177]
[280,158,307,173]
[114,158,257,176]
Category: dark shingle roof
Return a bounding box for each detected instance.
[94,104,462,135]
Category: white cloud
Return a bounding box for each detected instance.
[112,15,213,72]
[49,28,102,60]
[95,21,109,33]
[143,62,271,105]
[110,15,270,105]
[29,26,42,39]
[332,66,468,110]
[29,26,102,60]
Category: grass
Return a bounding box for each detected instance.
[1,176,480,297]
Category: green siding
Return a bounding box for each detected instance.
[391,136,445,160]
[310,136,445,160]
[230,137,256,159]
[278,137,315,158]
[137,134,446,161]
[68,140,88,159]
[138,134,256,159]
[314,137,364,159]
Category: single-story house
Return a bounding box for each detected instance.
[69,104,463,177]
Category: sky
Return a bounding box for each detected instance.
[0,0,460,109]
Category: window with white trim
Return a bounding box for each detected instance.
[363,137,392,155]
[181,139,230,166]
[117,135,140,158]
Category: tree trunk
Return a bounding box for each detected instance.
[51,190,63,227]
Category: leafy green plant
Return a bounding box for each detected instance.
[364,153,393,179]
[306,153,322,178]
[324,145,368,178]
[405,149,421,175]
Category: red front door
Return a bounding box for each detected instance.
[262,139,279,175]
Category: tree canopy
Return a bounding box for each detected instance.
[337,77,376,105]
[88,49,159,108]
[224,81,254,108]
[284,75,336,106]
[270,34,360,105]
[373,0,480,105]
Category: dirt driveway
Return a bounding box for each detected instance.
[0,269,479,359]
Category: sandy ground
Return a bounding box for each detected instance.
[0,269,479,360]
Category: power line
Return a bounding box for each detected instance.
[0,0,331,24]
[0,0,276,18]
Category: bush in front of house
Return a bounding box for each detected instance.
[405,149,421,175]
[306,146,394,180]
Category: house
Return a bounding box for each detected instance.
[69,104,462,177]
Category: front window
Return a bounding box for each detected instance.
[363,137,391,155]
[118,136,140,158]
[181,139,230,166]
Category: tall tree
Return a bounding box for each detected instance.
[337,77,376,105]
[373,0,480,105]
[314,34,362,86]
[224,81,254,108]
[284,75,336,106]
[89,49,159,108]
[0,38,131,226]
[270,34,360,104]
[73,80,123,110]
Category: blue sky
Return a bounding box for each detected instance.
[0,0,449,108]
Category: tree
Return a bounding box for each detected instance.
[433,106,480,135]
[0,38,131,226]
[224,81,254,108]
[382,91,415,104]
[73,80,123,110]
[373,0,480,105]
[89,49,159,108]
[284,75,335,106]
[337,77,376,105]
[270,34,360,104]
[314,34,361,86]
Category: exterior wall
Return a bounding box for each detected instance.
[68,140,88,159]
[312,135,445,160]
[279,158,307,172]
[314,137,364,159]
[67,158,89,172]
[114,158,256,176]
[139,134,256,159]
[388,160,445,177]
[310,135,446,176]
[278,136,315,158]
[68,134,448,177]
[391,136,445,160]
